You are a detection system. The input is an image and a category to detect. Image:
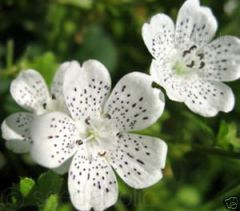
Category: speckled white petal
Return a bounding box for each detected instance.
[199,36,240,81]
[108,133,167,189]
[150,59,185,102]
[104,72,165,132]
[30,112,78,168]
[51,61,71,101]
[175,0,217,49]
[10,69,50,114]
[64,60,111,120]
[53,157,72,175]
[68,148,118,211]
[1,112,33,153]
[142,13,175,62]
[184,79,234,117]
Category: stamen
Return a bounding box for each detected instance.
[182,49,190,57]
[76,140,83,145]
[85,117,90,125]
[189,45,197,51]
[43,103,47,109]
[199,61,205,69]
[182,45,197,57]
[52,94,56,100]
[186,61,195,68]
[104,113,111,119]
[197,53,204,60]
[116,132,123,138]
[98,151,106,157]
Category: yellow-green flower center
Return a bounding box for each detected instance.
[173,61,188,75]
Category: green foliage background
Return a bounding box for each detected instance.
[0,0,240,210]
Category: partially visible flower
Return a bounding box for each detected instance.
[1,63,71,173]
[30,60,167,211]
[142,0,240,117]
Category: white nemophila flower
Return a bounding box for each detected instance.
[1,63,71,173]
[142,0,240,117]
[30,60,167,211]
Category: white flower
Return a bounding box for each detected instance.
[142,0,240,117]
[30,60,167,211]
[1,62,71,174]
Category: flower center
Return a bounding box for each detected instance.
[173,60,188,75]
[172,45,205,77]
[75,113,117,156]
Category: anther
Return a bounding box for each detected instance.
[85,117,90,125]
[197,53,204,60]
[189,45,197,51]
[199,61,205,69]
[186,61,195,68]
[76,140,83,145]
[116,132,123,138]
[98,151,106,157]
[104,113,111,119]
[52,94,56,100]
[43,103,47,109]
[182,49,190,57]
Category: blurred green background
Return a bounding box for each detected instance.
[0,0,240,210]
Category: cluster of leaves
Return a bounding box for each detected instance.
[0,171,66,211]
[1,0,240,210]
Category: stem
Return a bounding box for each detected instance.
[6,39,14,70]
[192,145,240,159]
[201,182,240,210]
[0,39,17,77]
[168,142,240,159]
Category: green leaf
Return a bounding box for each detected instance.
[58,204,73,211]
[183,112,214,138]
[36,171,63,199]
[41,194,58,211]
[0,77,10,94]
[19,177,35,197]
[217,120,240,151]
[26,171,63,208]
[77,25,117,73]
[4,95,22,113]
[3,171,64,210]
[29,52,58,86]
[176,186,201,207]
[58,0,93,9]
